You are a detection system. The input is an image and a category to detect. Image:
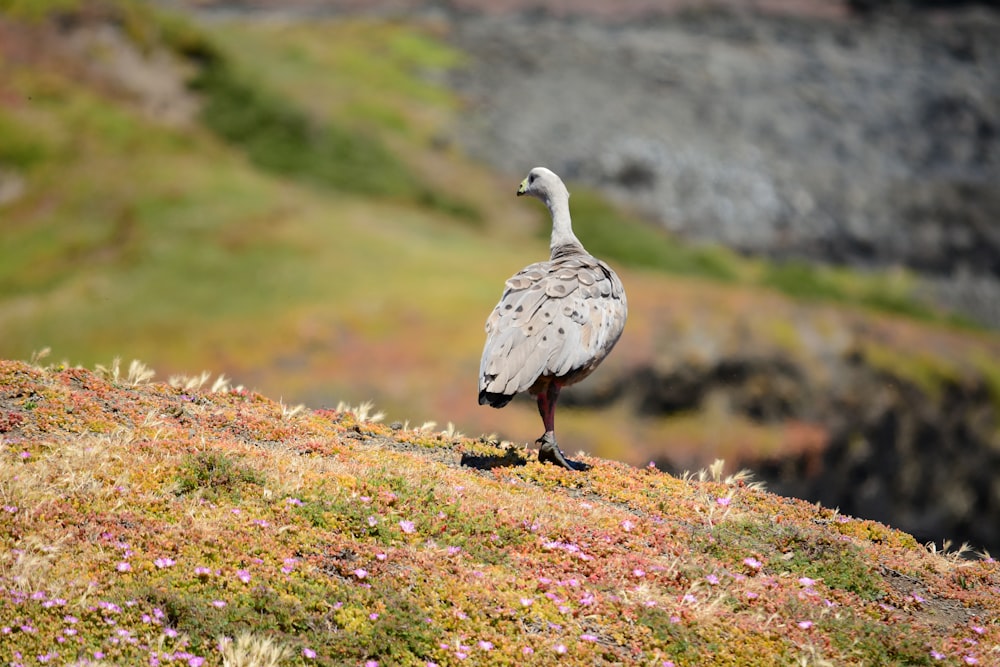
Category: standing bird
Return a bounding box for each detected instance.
[478,167,628,471]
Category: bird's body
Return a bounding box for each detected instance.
[478,167,627,470]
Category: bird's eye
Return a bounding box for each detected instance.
[529,173,537,183]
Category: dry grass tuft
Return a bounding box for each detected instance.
[336,400,385,423]
[218,632,293,667]
[95,358,156,386]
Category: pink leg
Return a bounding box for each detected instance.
[535,383,589,471]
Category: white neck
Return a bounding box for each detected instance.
[545,190,583,254]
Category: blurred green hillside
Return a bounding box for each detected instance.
[2,0,999,471]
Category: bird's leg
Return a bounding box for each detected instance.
[535,383,591,471]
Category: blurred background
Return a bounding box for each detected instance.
[1,0,999,553]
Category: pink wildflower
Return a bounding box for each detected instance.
[743,557,762,569]
[554,644,567,654]
[522,647,534,656]
[521,598,534,607]
[116,562,131,573]
[367,516,378,528]
[798,577,816,587]
[302,648,316,659]
[236,569,251,584]
[797,621,813,630]
[633,568,645,577]
[353,568,368,579]
[716,496,731,507]
[399,520,416,534]
[478,641,493,651]
[154,557,175,569]
[621,519,635,531]
[211,600,226,609]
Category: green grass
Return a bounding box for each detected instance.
[175,451,267,502]
[562,187,740,282]
[191,61,424,201]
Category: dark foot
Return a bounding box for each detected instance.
[536,434,591,471]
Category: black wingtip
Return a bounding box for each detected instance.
[479,391,514,408]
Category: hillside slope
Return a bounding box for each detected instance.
[1,358,998,666]
[3,1,1000,556]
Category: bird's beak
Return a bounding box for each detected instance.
[517,178,528,196]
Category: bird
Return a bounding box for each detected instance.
[478,167,628,471]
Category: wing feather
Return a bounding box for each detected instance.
[479,251,627,399]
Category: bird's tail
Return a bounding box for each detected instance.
[478,390,514,408]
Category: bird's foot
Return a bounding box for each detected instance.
[536,433,591,471]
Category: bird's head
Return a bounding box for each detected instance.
[517,167,569,205]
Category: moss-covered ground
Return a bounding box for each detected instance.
[1,358,997,666]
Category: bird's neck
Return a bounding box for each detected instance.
[547,196,583,256]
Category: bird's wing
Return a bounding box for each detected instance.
[479,254,627,397]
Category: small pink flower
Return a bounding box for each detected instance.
[447,546,461,556]
[971,626,984,634]
[798,577,817,587]
[154,558,175,569]
[478,641,493,650]
[964,657,978,665]
[633,568,645,577]
[797,621,813,630]
[930,650,945,660]
[236,569,251,584]
[743,557,762,569]
[522,647,534,656]
[353,568,368,579]
[365,661,378,667]
[369,613,379,621]
[376,553,387,561]
[367,516,378,527]
[706,574,719,585]
[194,566,211,577]
[521,597,534,607]
[188,658,204,667]
[211,600,226,609]
[554,644,567,654]
[399,520,416,534]
[116,562,132,573]
[621,520,634,531]
[581,634,597,642]
[716,497,731,507]
[682,593,697,604]
[302,648,316,659]
[746,591,759,599]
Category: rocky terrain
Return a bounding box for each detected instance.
[170,0,1000,327]
[444,7,1000,326]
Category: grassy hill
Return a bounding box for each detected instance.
[1,357,998,666]
[5,0,1000,562]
